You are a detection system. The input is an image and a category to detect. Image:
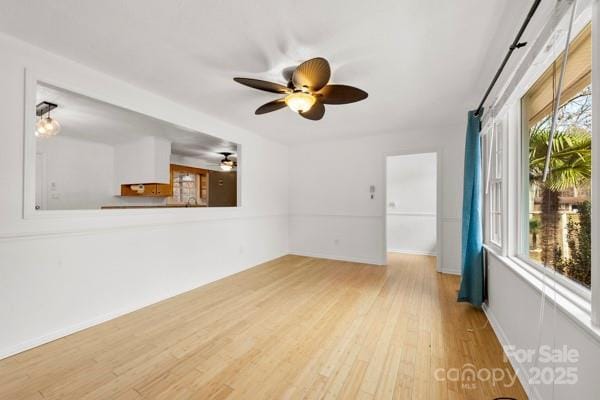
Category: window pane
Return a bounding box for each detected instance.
[495,125,503,179]
[521,23,592,289]
[525,85,592,288]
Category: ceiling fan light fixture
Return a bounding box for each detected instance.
[285,91,316,113]
[35,116,61,138]
[220,163,233,172]
[234,57,367,121]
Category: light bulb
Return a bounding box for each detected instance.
[36,116,61,138]
[285,92,316,113]
[220,164,233,172]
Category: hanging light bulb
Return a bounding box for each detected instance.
[34,102,60,138]
[285,91,316,113]
[220,162,233,171]
[35,107,61,138]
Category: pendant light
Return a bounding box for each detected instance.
[35,102,61,138]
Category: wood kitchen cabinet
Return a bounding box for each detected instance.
[120,183,172,197]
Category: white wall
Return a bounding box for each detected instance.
[36,136,115,210]
[36,135,167,210]
[386,152,437,255]
[170,153,222,172]
[114,136,171,189]
[0,32,289,359]
[485,255,600,399]
[289,128,464,272]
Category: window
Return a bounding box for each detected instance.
[484,119,504,248]
[29,81,240,212]
[168,165,209,206]
[520,24,592,289]
[490,122,504,246]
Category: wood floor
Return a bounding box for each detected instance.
[0,254,527,400]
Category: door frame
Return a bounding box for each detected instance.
[35,152,47,210]
[382,148,443,272]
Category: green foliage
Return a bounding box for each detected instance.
[529,129,592,191]
[554,201,591,287]
[529,218,540,234]
[528,89,592,288]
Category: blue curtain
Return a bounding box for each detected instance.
[457,110,484,307]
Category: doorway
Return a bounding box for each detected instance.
[384,151,440,268]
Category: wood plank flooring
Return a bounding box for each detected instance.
[0,254,527,399]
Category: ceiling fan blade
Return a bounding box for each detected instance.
[233,78,290,94]
[255,98,287,115]
[299,101,325,121]
[292,58,331,91]
[318,85,368,104]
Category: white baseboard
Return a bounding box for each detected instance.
[483,303,540,400]
[0,252,287,360]
[0,276,218,360]
[387,249,436,256]
[289,251,384,266]
[439,267,461,275]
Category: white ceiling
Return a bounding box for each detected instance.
[37,83,238,164]
[2,0,537,144]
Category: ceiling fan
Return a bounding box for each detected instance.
[233,57,368,121]
[217,152,237,172]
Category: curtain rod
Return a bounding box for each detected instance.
[474,0,543,117]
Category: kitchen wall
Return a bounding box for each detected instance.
[386,152,437,255]
[170,154,221,171]
[36,135,169,210]
[289,128,464,272]
[0,32,289,359]
[36,136,115,210]
[113,136,172,192]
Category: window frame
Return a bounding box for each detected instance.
[482,5,598,326]
[515,28,593,301]
[483,115,507,255]
[502,12,595,305]
[22,71,243,219]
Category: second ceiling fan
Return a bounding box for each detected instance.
[234,57,368,121]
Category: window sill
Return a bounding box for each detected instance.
[484,244,600,344]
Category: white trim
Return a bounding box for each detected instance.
[0,213,288,242]
[515,254,591,302]
[494,5,593,120]
[439,267,461,276]
[386,211,436,217]
[493,4,599,329]
[441,217,461,222]
[590,0,600,326]
[486,0,589,122]
[0,251,288,360]
[485,247,600,344]
[288,251,384,266]
[382,148,443,273]
[387,249,436,256]
[1,290,186,360]
[482,303,541,400]
[34,152,47,210]
[22,68,244,220]
[290,213,383,219]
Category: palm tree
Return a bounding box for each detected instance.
[529,218,540,249]
[528,127,591,266]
